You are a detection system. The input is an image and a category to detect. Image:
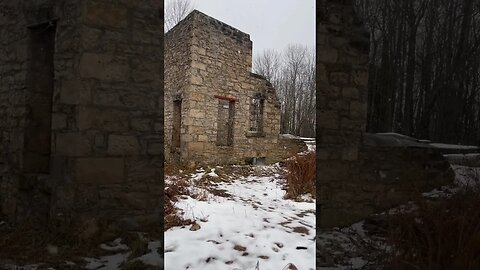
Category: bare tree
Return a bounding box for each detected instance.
[253,49,282,87]
[164,0,194,32]
[356,0,480,145]
[254,45,316,137]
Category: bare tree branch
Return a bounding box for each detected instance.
[164,0,194,32]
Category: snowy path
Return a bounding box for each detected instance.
[165,168,316,270]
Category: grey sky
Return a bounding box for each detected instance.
[168,0,316,59]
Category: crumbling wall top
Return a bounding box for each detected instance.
[166,10,251,48]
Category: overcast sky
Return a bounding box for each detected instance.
[167,0,315,59]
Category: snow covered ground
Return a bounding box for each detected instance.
[82,239,162,270]
[165,165,316,270]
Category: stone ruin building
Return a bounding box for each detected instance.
[0,0,162,230]
[318,0,454,228]
[164,10,305,166]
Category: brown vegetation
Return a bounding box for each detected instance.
[164,178,193,231]
[284,152,316,199]
[383,190,480,270]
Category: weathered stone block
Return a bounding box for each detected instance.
[79,53,128,81]
[342,87,358,99]
[94,134,106,148]
[341,146,358,161]
[78,107,129,131]
[191,75,203,85]
[51,113,67,130]
[147,142,162,155]
[318,48,338,63]
[56,133,91,156]
[350,101,367,118]
[122,94,156,110]
[188,142,204,151]
[131,119,151,132]
[60,79,91,105]
[329,72,351,85]
[93,91,123,107]
[108,135,140,155]
[83,1,128,28]
[76,157,125,184]
[352,69,368,86]
[191,61,206,70]
[318,110,339,129]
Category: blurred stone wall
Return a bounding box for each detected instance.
[0,0,163,230]
[317,0,370,227]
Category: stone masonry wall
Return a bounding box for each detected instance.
[0,0,163,229]
[53,0,163,228]
[165,10,283,166]
[0,0,84,223]
[317,0,370,228]
[164,12,193,164]
[321,144,454,228]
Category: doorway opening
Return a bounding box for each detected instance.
[23,20,56,173]
[172,99,182,151]
[216,99,235,146]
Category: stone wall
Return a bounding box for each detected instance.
[321,142,454,228]
[0,0,83,224]
[165,10,283,166]
[317,0,370,228]
[0,0,163,229]
[164,12,194,164]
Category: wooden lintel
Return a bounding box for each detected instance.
[214,95,238,102]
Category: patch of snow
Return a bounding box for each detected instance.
[422,188,446,198]
[191,171,206,181]
[430,143,480,150]
[452,165,480,188]
[84,252,130,270]
[349,221,366,238]
[99,238,129,252]
[376,132,417,140]
[207,168,218,177]
[165,165,315,270]
[2,264,41,270]
[386,201,418,215]
[444,153,480,158]
[46,244,58,256]
[137,241,163,266]
[305,141,316,152]
[298,193,314,202]
[349,257,368,268]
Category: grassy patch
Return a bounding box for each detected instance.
[383,189,480,270]
[284,151,316,200]
[164,177,193,231]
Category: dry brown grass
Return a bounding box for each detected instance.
[164,178,193,231]
[383,189,480,270]
[284,151,316,200]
